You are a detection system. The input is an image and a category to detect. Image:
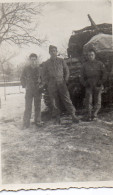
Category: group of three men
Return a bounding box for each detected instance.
[21,45,105,128]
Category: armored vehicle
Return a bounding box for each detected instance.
[44,15,113,111]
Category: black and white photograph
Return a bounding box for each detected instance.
[0,0,113,190]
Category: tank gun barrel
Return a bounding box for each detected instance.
[88,14,99,30]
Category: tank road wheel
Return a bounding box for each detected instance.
[67,80,85,109]
[64,58,85,109]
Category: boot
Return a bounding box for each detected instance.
[92,111,98,121]
[82,111,92,122]
[35,121,44,126]
[72,114,79,123]
[85,115,92,121]
[22,123,30,129]
[92,113,98,121]
[53,115,61,125]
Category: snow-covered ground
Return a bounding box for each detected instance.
[0,86,25,121]
[0,85,24,96]
[0,86,45,121]
[1,86,113,184]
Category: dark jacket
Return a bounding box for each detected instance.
[42,57,69,87]
[81,59,106,88]
[20,65,43,91]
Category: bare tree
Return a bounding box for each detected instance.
[0,2,46,46]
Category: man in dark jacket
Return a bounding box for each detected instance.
[81,50,106,121]
[21,53,43,128]
[42,45,79,123]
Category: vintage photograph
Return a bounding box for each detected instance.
[0,0,113,190]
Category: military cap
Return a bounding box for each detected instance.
[29,53,37,59]
[49,45,57,52]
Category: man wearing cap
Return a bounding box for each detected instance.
[21,53,43,128]
[42,45,79,123]
[81,50,106,121]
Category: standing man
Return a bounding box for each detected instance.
[21,53,43,128]
[42,45,79,123]
[81,50,106,121]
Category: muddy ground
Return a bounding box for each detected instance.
[1,86,113,184]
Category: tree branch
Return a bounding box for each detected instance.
[0,2,47,46]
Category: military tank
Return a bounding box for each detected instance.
[65,14,113,109]
[44,15,113,111]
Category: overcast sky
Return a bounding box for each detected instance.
[2,0,112,66]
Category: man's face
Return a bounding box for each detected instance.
[30,56,37,67]
[49,48,57,58]
[88,51,96,61]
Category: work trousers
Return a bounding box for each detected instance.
[48,80,75,117]
[85,86,102,117]
[23,89,42,127]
